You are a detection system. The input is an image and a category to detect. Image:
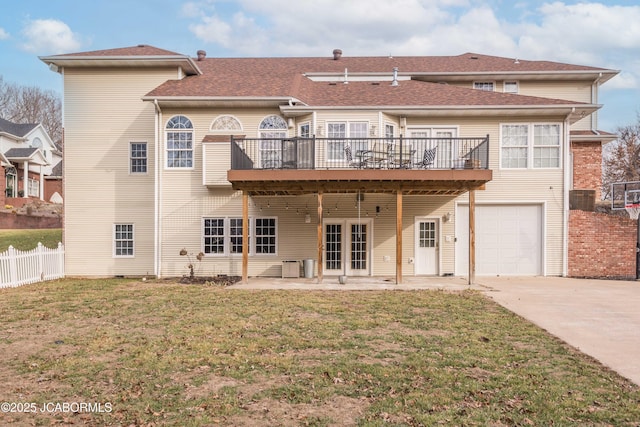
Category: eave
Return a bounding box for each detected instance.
[305,69,619,84]
[570,130,618,143]
[142,96,300,108]
[280,104,601,124]
[409,70,619,84]
[39,55,202,76]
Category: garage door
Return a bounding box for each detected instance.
[455,204,542,276]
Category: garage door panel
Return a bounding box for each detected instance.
[456,204,542,276]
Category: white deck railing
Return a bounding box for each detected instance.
[0,243,65,288]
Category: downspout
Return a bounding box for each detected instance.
[592,73,602,130]
[154,99,162,278]
[562,109,573,276]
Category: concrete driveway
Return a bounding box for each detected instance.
[478,276,640,386]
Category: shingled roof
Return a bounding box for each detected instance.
[0,118,37,138]
[145,53,606,108]
[52,44,184,57]
[42,45,617,110]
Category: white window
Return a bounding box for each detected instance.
[501,123,561,169]
[504,81,518,94]
[385,123,395,139]
[255,218,276,254]
[299,122,311,138]
[203,217,276,256]
[473,82,494,91]
[28,178,39,197]
[533,124,561,168]
[327,121,369,161]
[166,115,193,169]
[229,218,245,254]
[130,142,147,174]
[203,218,225,254]
[114,224,134,257]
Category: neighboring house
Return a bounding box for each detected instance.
[0,118,62,205]
[40,45,618,282]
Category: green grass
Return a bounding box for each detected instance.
[0,278,639,426]
[0,228,62,252]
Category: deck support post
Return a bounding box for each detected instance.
[242,191,249,284]
[317,192,323,283]
[468,189,476,285]
[396,189,403,284]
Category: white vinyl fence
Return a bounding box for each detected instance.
[0,243,65,288]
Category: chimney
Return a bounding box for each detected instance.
[197,50,206,61]
[391,67,399,86]
[332,49,342,60]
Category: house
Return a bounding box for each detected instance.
[0,118,62,205]
[39,45,618,282]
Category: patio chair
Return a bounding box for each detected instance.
[418,146,437,168]
[344,143,367,168]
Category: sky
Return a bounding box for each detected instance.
[1,0,639,132]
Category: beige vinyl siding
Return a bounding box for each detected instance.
[158,110,567,277]
[202,142,231,186]
[517,80,592,103]
[447,80,592,102]
[63,67,177,276]
[453,116,566,275]
[460,169,565,276]
[159,108,289,277]
[403,116,565,275]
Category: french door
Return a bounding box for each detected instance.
[324,219,372,276]
[409,127,456,167]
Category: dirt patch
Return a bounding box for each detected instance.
[226,395,368,426]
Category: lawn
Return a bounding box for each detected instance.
[0,278,639,426]
[0,228,62,252]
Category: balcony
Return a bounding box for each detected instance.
[230,135,489,171]
[221,135,492,196]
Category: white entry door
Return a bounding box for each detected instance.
[323,219,371,276]
[415,218,439,275]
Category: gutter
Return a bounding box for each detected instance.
[40,55,202,76]
[563,110,572,277]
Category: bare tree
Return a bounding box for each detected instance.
[0,76,62,147]
[602,119,640,199]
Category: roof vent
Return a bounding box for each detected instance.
[470,55,479,60]
[197,50,206,61]
[137,44,147,48]
[391,67,399,86]
[333,49,342,60]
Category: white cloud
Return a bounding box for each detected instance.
[20,19,83,54]
[185,0,640,90]
[0,28,9,40]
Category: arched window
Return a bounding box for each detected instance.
[166,115,194,168]
[259,115,287,132]
[258,115,288,169]
[211,115,242,131]
[32,137,48,161]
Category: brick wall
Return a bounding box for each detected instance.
[0,211,62,229]
[572,141,603,200]
[568,210,636,278]
[44,178,63,203]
